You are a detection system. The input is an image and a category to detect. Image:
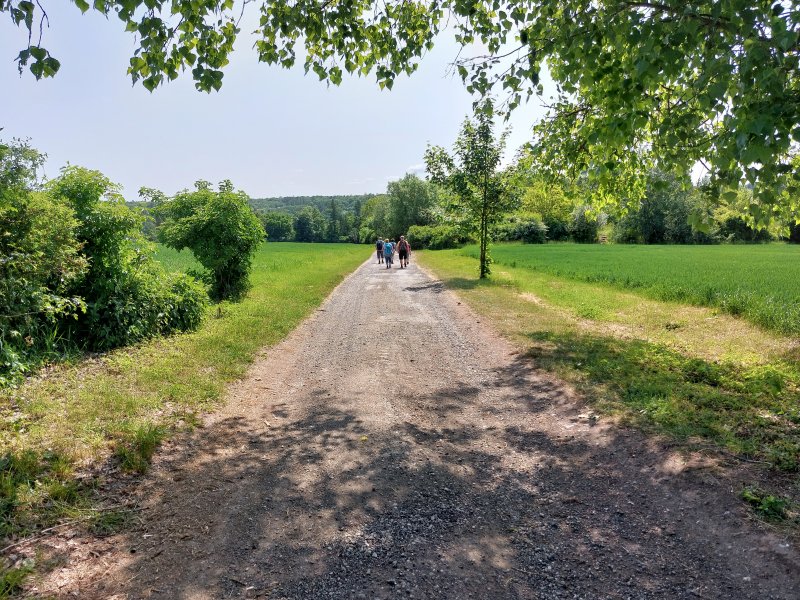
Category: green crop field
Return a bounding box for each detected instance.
[464,243,800,335]
[153,245,203,273]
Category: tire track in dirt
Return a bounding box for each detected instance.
[37,256,799,599]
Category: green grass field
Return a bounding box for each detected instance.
[462,243,800,335]
[0,242,368,543]
[153,245,203,273]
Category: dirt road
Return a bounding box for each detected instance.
[42,257,799,599]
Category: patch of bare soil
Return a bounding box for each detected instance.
[24,258,799,599]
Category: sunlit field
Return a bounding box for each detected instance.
[463,243,800,335]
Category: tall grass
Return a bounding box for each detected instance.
[464,243,800,335]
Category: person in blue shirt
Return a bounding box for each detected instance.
[383,239,394,268]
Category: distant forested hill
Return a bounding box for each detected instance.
[249,194,376,214]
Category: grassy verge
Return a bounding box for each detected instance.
[0,243,368,545]
[467,243,800,336]
[418,249,800,478]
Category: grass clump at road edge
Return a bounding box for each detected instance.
[418,249,800,473]
[113,424,167,474]
[0,243,368,545]
[0,563,32,599]
[740,486,796,522]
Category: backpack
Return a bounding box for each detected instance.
[383,243,393,256]
[398,240,409,252]
[376,240,384,250]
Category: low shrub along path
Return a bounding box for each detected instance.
[41,258,799,598]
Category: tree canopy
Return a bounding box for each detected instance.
[6,1,799,221]
[158,179,264,301]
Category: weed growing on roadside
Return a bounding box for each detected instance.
[0,450,87,539]
[0,561,33,599]
[741,486,792,521]
[87,508,136,536]
[113,424,166,474]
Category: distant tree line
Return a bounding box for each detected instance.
[249,194,374,215]
[253,168,799,250]
[254,176,443,245]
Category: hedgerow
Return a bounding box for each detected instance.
[0,141,207,385]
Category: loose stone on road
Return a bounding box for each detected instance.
[50,256,799,599]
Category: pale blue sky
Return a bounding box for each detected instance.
[1,4,551,198]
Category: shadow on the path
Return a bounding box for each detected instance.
[403,281,447,294]
[108,354,799,600]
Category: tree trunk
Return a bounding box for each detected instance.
[479,190,489,279]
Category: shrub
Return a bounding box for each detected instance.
[494,218,547,243]
[516,220,547,244]
[612,214,641,244]
[407,224,470,249]
[492,221,517,242]
[543,217,570,241]
[48,167,208,350]
[716,215,773,243]
[359,226,376,244]
[158,180,264,301]
[570,205,599,243]
[789,223,800,244]
[1,142,88,384]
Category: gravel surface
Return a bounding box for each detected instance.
[32,257,800,599]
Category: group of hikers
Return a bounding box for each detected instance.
[376,236,411,269]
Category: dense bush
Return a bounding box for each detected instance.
[494,218,547,243]
[611,217,639,243]
[570,206,599,243]
[158,180,264,301]
[359,226,376,244]
[716,215,773,243]
[1,143,87,383]
[48,167,208,350]
[790,223,800,244]
[542,217,570,241]
[407,224,470,249]
[1,146,207,384]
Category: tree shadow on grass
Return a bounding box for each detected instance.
[98,356,800,600]
[520,330,800,474]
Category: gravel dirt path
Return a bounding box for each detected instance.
[37,256,799,599]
